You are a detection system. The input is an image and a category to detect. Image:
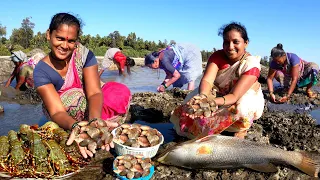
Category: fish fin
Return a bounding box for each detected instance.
[294,151,320,178]
[156,151,169,164]
[244,163,278,173]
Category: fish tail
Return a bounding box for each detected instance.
[294,151,320,177]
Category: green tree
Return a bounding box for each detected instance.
[10,17,35,48]
[0,23,6,45]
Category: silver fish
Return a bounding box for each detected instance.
[157,135,320,177]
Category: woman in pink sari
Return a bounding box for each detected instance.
[34,13,131,158]
[171,22,264,139]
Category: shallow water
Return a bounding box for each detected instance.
[100,66,201,93]
[0,102,43,136]
[310,109,320,125]
[0,67,201,135]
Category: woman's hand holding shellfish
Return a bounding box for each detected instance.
[184,94,218,119]
[67,119,119,158]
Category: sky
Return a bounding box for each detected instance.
[1,0,320,64]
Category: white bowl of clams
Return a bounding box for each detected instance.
[111,123,164,158]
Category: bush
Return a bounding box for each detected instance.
[0,45,10,55]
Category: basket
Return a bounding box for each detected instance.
[111,126,164,158]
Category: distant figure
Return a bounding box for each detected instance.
[267,43,319,103]
[144,43,202,92]
[5,51,34,91]
[100,47,135,76]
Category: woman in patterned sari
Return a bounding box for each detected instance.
[170,22,264,139]
[34,13,131,158]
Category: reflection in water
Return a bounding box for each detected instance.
[0,102,43,136]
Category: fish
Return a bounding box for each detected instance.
[156,135,320,177]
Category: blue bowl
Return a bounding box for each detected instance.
[113,165,155,180]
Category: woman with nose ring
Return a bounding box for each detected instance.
[267,43,319,103]
[170,22,264,139]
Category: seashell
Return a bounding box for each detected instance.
[140,125,151,131]
[134,172,142,178]
[138,136,150,147]
[200,98,208,103]
[132,164,143,172]
[124,161,132,169]
[194,109,203,116]
[121,124,131,129]
[101,132,113,144]
[204,110,211,117]
[119,134,129,144]
[209,100,217,107]
[123,154,134,160]
[99,126,110,134]
[122,128,129,134]
[84,126,101,139]
[126,170,135,179]
[131,124,141,128]
[117,165,126,171]
[193,95,201,100]
[147,135,160,145]
[187,108,195,114]
[115,128,122,135]
[199,102,209,108]
[211,106,217,112]
[141,162,152,170]
[192,104,201,110]
[78,121,89,127]
[142,169,150,177]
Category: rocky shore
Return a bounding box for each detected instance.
[0,64,320,179]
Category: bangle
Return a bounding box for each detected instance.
[71,121,79,130]
[269,91,274,95]
[88,118,98,125]
[161,82,168,89]
[221,96,226,107]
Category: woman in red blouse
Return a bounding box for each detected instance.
[170,22,264,139]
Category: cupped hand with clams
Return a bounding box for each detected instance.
[184,94,218,119]
[67,118,119,158]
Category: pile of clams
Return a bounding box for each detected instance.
[113,154,153,179]
[113,124,162,148]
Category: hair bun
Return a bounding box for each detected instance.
[276,43,283,50]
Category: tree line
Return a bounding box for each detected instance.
[0,17,217,62]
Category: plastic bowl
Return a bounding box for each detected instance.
[111,125,164,158]
[113,164,155,180]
